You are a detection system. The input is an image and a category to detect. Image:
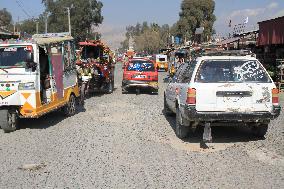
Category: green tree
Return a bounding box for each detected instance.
[141,21,149,33]
[121,22,170,54]
[0,8,13,29]
[134,28,161,54]
[173,0,216,42]
[19,14,46,35]
[42,0,103,41]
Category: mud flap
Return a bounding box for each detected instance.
[203,122,212,143]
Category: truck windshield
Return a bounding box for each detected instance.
[81,46,102,60]
[127,61,155,72]
[196,60,272,83]
[0,46,30,68]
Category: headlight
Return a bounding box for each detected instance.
[18,82,35,90]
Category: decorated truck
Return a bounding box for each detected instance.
[76,40,115,100]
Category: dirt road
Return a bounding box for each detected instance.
[0,63,283,188]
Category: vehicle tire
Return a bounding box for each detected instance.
[80,83,87,105]
[107,81,113,94]
[136,88,140,95]
[151,89,158,95]
[63,94,77,116]
[165,68,168,72]
[0,109,19,133]
[175,107,189,139]
[164,95,173,116]
[121,87,127,94]
[252,124,268,137]
[112,77,115,88]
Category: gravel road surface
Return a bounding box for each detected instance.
[0,63,283,189]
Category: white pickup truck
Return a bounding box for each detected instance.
[164,51,281,141]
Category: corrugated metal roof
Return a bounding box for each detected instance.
[258,16,284,45]
[217,37,240,46]
[258,16,284,24]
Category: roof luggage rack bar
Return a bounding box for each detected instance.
[200,50,254,57]
[32,32,71,38]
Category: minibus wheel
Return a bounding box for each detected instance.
[0,109,19,133]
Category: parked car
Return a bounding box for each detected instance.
[122,58,158,94]
[164,51,281,140]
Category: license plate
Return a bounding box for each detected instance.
[134,75,146,78]
[223,96,242,103]
[149,82,158,87]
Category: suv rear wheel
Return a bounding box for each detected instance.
[164,95,173,116]
[175,107,189,139]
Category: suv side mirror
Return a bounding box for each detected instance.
[26,52,33,63]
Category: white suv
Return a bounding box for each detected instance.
[164,51,281,140]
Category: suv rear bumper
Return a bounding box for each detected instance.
[183,105,281,122]
[122,80,158,90]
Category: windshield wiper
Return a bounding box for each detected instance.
[0,67,8,73]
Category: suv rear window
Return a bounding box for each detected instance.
[196,60,272,83]
[127,61,155,72]
[159,58,166,61]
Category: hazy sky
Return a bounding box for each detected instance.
[1,0,284,48]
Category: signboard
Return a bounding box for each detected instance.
[175,36,181,44]
[171,36,175,44]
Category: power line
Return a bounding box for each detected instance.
[15,0,31,18]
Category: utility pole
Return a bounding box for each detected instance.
[45,13,48,33]
[17,16,19,32]
[36,21,39,34]
[65,5,73,35]
[66,7,71,35]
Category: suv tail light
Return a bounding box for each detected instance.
[272,88,279,105]
[186,88,196,105]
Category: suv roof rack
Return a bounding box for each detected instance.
[200,50,254,57]
[32,32,70,38]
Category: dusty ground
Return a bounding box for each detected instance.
[0,63,283,189]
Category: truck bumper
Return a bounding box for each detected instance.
[183,105,281,122]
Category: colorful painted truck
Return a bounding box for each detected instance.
[76,40,114,100]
